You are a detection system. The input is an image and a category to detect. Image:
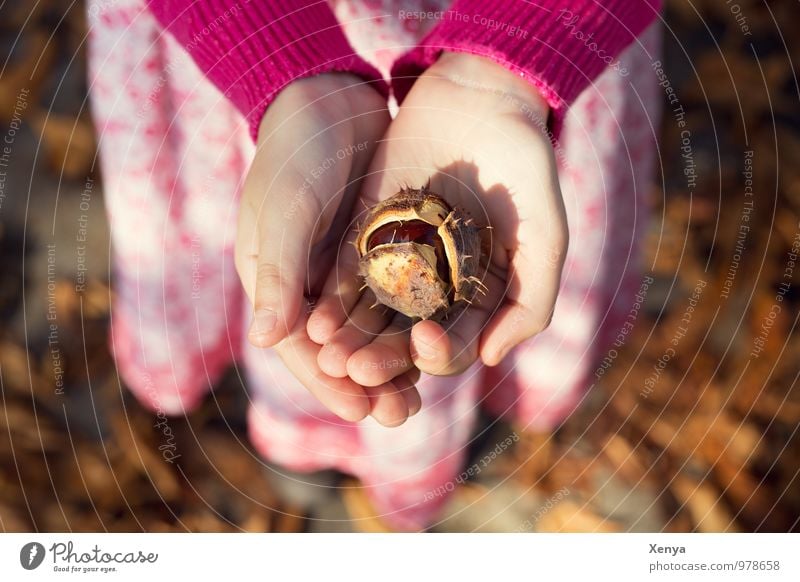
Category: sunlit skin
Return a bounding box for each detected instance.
[236,53,567,427]
[235,73,420,427]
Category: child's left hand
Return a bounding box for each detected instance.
[307,52,568,389]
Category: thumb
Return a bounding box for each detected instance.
[237,128,375,347]
[236,76,389,348]
[248,183,324,348]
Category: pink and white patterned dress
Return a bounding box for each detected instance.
[87,0,661,530]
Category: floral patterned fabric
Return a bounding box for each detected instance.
[88,0,661,530]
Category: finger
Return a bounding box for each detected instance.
[273,314,371,422]
[346,317,414,387]
[480,303,554,366]
[394,370,422,417]
[317,290,394,378]
[245,187,324,348]
[410,320,452,371]
[307,227,364,345]
[367,381,411,427]
[235,200,259,304]
[411,318,479,376]
[409,266,504,375]
[479,245,565,366]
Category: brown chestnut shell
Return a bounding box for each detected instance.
[355,187,483,320]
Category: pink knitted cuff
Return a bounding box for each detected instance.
[391,0,661,137]
[147,0,389,141]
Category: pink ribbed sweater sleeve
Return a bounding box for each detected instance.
[146,0,388,140]
[392,0,662,132]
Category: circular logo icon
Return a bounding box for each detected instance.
[20,542,45,570]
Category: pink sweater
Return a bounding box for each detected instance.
[147,0,661,140]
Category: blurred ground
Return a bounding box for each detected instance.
[1,0,798,532]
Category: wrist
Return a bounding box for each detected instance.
[257,72,386,145]
[427,52,550,118]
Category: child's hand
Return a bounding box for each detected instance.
[308,53,568,387]
[237,74,422,426]
[236,73,388,348]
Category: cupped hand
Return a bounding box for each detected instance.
[236,73,422,426]
[308,53,568,388]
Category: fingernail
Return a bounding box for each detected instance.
[250,309,277,338]
[415,341,437,360]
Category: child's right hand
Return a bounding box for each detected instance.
[235,74,421,426]
[236,72,388,348]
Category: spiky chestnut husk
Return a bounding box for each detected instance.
[355,187,484,320]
